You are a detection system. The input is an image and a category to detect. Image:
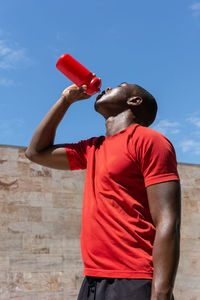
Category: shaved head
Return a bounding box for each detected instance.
[130,84,157,127]
[95,83,157,127]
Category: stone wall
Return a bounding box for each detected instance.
[174,163,200,300]
[0,145,199,300]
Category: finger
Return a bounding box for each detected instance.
[79,85,87,93]
[68,84,78,89]
[82,84,87,90]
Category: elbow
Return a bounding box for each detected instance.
[25,147,37,162]
[157,217,181,238]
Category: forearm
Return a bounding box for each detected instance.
[151,224,180,300]
[26,95,71,157]
[25,84,90,159]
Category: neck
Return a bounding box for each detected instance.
[105,110,136,137]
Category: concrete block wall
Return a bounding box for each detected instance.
[0,145,199,299]
[174,163,200,300]
[0,145,85,300]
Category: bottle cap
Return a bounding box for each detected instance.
[86,77,101,95]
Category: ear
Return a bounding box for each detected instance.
[127,96,143,107]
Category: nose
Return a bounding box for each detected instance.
[106,87,112,93]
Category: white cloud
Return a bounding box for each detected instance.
[190,2,200,18]
[187,116,200,128]
[190,3,200,11]
[152,119,181,135]
[0,78,15,87]
[0,39,30,70]
[180,139,200,155]
[152,116,200,159]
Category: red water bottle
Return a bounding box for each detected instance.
[56,54,101,95]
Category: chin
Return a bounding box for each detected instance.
[94,98,107,118]
[95,93,106,109]
[94,99,101,113]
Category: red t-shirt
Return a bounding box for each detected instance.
[65,124,179,279]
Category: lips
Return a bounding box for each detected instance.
[96,90,106,101]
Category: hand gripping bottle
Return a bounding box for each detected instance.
[56,54,101,95]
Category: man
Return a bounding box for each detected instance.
[25,83,181,300]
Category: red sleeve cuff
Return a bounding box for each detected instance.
[145,173,180,187]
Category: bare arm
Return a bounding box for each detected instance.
[25,84,91,170]
[146,180,181,300]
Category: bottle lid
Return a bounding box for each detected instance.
[86,77,101,95]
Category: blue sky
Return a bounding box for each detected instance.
[0,0,199,164]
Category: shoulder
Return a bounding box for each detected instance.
[133,125,173,148]
[77,135,105,151]
[128,124,177,162]
[85,135,105,146]
[135,125,167,140]
[132,126,179,186]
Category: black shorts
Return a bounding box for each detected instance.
[77,276,175,300]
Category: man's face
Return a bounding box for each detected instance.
[94,83,136,118]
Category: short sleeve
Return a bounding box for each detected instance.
[129,128,180,187]
[65,137,99,170]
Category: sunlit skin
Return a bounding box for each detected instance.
[95,82,141,118]
[25,82,181,300]
[95,82,146,136]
